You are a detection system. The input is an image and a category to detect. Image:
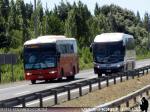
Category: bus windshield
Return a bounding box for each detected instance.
[24,44,57,70]
[93,41,125,63]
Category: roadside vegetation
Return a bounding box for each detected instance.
[54,74,150,107]
[0,0,150,83]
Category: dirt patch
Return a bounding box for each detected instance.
[54,74,150,107]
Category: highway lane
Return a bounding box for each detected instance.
[0,59,150,101]
[0,69,94,100]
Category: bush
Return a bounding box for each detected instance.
[79,47,93,70]
[0,48,24,83]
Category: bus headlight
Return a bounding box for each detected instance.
[97,65,100,68]
[26,72,32,76]
[117,64,121,68]
[49,71,57,74]
[94,63,100,69]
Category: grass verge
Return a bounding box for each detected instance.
[54,74,150,107]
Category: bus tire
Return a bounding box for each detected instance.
[67,75,75,80]
[132,62,135,70]
[120,66,124,72]
[31,80,36,84]
[45,80,49,83]
[98,73,102,77]
[58,69,63,81]
[67,67,75,80]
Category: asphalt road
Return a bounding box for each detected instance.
[0,59,150,101]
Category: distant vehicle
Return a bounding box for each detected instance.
[23,35,79,84]
[90,33,136,77]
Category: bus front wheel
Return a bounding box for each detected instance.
[58,69,63,81]
[98,73,102,77]
[31,80,36,84]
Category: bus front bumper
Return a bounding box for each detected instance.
[25,69,59,80]
[94,62,124,74]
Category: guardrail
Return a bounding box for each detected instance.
[0,65,150,107]
[88,85,150,112]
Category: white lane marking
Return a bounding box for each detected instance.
[0,84,28,91]
[45,76,96,89]
[45,85,59,89]
[77,71,94,75]
[15,91,30,96]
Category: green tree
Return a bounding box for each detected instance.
[75,1,91,46]
[35,0,44,36]
[94,3,100,16]
[65,9,77,38]
[136,11,143,27]
[0,0,9,20]
[43,14,64,35]
[25,3,33,20]
[8,0,16,29]
[0,17,10,48]
[56,0,72,21]
[143,13,150,32]
[108,13,118,32]
[88,14,109,43]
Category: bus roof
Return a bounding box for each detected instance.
[94,33,133,43]
[24,35,75,45]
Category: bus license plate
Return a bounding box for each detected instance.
[38,76,44,78]
[106,70,111,72]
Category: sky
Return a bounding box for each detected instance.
[24,0,150,18]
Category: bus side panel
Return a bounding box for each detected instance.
[59,54,78,77]
[124,35,136,71]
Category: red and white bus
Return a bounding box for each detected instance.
[23,35,79,84]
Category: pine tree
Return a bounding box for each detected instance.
[35,0,44,36]
[136,11,142,27]
[143,13,150,32]
[137,11,141,23]
[65,9,77,38]
[108,13,118,32]
[0,17,10,48]
[8,0,16,29]
[94,3,100,16]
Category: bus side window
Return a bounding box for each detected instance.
[65,44,74,53]
[65,44,67,54]
[60,44,66,54]
[67,44,70,53]
[71,45,74,53]
[67,44,71,53]
[126,38,135,50]
[59,42,76,54]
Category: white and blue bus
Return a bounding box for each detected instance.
[91,33,136,77]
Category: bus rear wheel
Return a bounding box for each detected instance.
[31,80,36,84]
[45,80,49,83]
[67,75,75,80]
[67,67,75,80]
[58,69,63,81]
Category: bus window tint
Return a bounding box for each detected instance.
[93,41,125,63]
[58,44,74,54]
[93,41,124,55]
[126,38,135,50]
[24,44,57,69]
[24,52,56,69]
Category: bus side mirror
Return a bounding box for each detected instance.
[90,43,93,52]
